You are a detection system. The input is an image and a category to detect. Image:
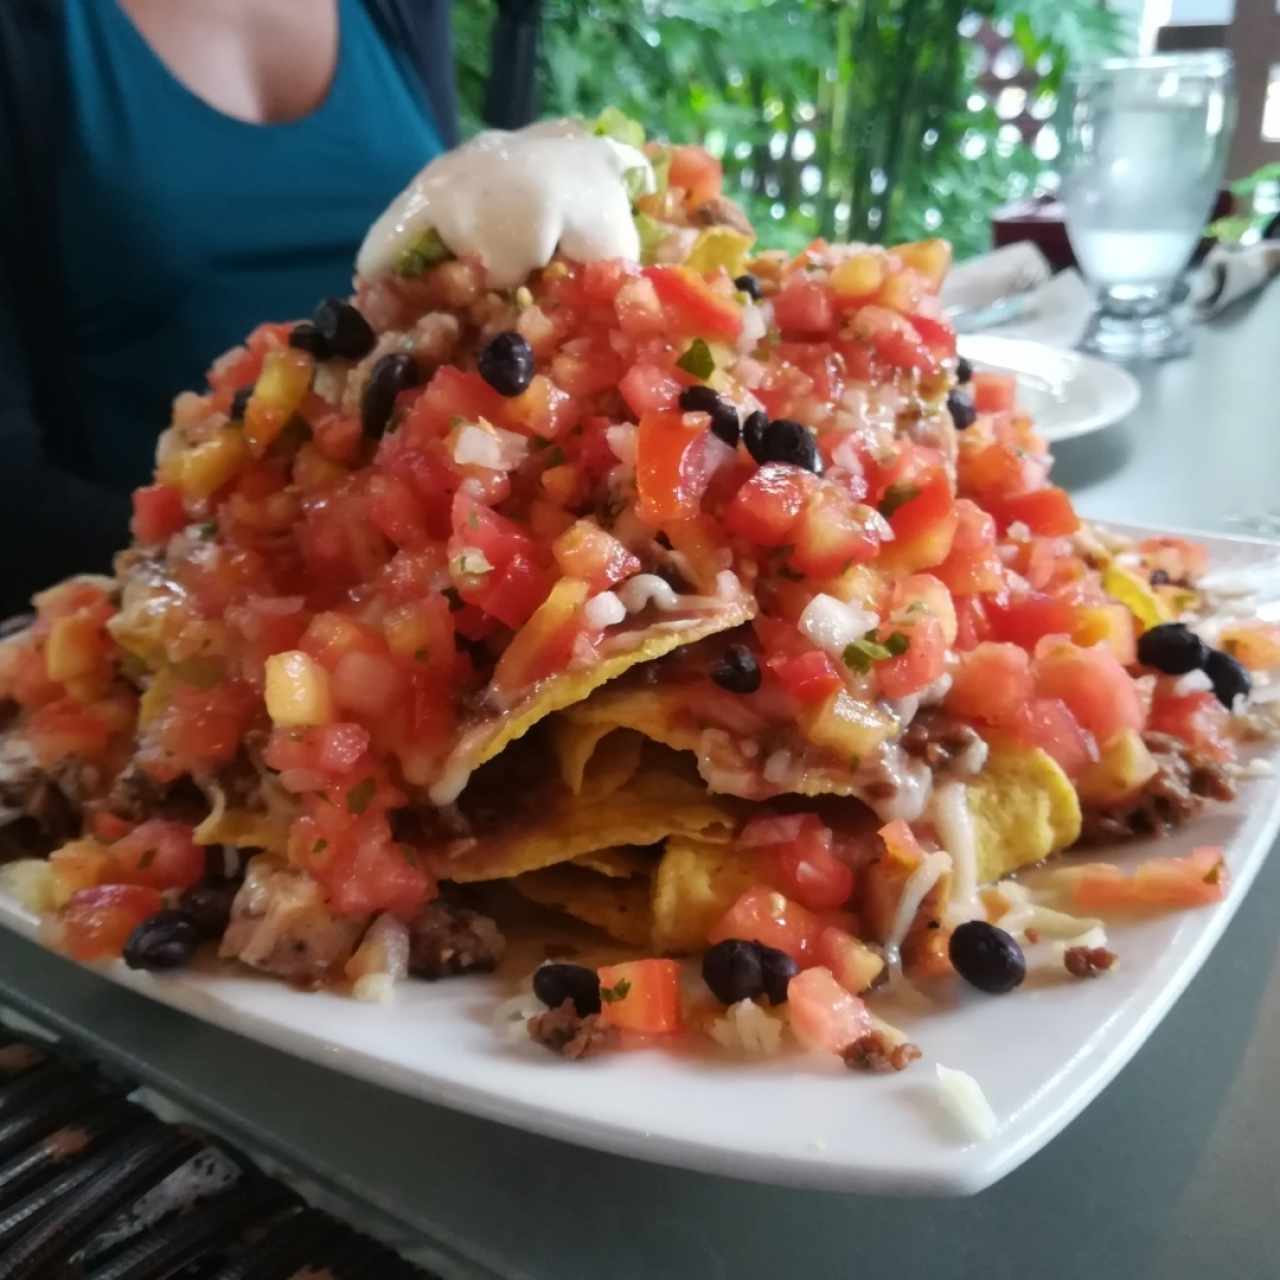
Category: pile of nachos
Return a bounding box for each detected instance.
[2,116,1275,1068]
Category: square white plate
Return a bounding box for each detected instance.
[2,524,1277,1197]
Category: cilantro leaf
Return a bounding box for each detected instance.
[599,978,632,1004]
[346,778,376,815]
[878,483,920,519]
[843,631,894,673]
[676,338,715,380]
[884,630,911,657]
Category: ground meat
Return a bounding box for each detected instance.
[0,736,87,858]
[220,858,364,983]
[408,899,506,979]
[691,195,755,237]
[901,709,987,778]
[527,998,615,1059]
[104,761,204,823]
[842,1032,923,1073]
[1064,946,1117,978]
[1079,732,1236,845]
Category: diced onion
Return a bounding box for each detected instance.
[702,431,737,478]
[737,301,768,352]
[452,422,528,471]
[583,591,626,630]
[763,748,794,785]
[618,574,680,613]
[798,593,878,657]
[935,1064,998,1142]
[707,999,785,1055]
[715,570,744,601]
[1172,669,1213,696]
[605,424,637,465]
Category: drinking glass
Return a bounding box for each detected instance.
[1059,52,1236,360]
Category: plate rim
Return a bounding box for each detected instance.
[957,333,1142,444]
[1,520,1276,1198]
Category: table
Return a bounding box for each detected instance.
[2,289,1277,1280]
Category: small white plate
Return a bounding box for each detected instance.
[1,525,1276,1197]
[958,334,1141,443]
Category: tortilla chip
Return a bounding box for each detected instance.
[651,837,758,954]
[967,745,1082,883]
[553,723,645,797]
[193,780,292,854]
[430,601,754,805]
[434,751,742,883]
[574,846,658,878]
[511,865,653,947]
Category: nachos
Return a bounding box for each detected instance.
[0,116,1271,1068]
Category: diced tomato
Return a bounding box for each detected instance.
[816,926,886,994]
[890,573,957,645]
[1069,846,1228,914]
[773,278,836,337]
[618,363,685,417]
[596,959,682,1033]
[1003,697,1098,776]
[709,886,823,964]
[1138,536,1209,584]
[766,649,845,706]
[1147,685,1234,762]
[635,411,717,526]
[473,553,555,630]
[401,366,508,441]
[880,469,957,572]
[724,464,818,547]
[27,697,116,766]
[947,643,1033,725]
[988,486,1080,537]
[789,486,879,577]
[742,813,855,912]
[330,650,404,718]
[643,265,742,341]
[668,145,723,205]
[1034,640,1145,744]
[988,592,1079,651]
[130,484,187,545]
[971,370,1017,414]
[875,614,946,699]
[324,830,434,920]
[450,492,536,567]
[1071,604,1137,665]
[958,441,1047,504]
[786,965,872,1054]
[368,472,431,551]
[953,594,994,652]
[909,312,956,359]
[61,884,165,962]
[850,305,936,374]
[109,820,205,892]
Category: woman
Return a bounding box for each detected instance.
[0,0,457,613]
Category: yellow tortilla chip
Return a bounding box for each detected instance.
[651,837,758,954]
[562,686,699,756]
[435,754,742,883]
[574,846,658,878]
[194,807,290,854]
[967,745,1082,883]
[511,865,653,947]
[432,602,753,804]
[552,723,644,797]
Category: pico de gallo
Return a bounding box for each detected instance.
[0,115,1274,1074]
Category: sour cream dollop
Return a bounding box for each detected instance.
[357,119,654,288]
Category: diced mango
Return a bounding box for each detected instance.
[1072,603,1137,665]
[245,348,313,454]
[49,840,113,909]
[45,613,105,683]
[831,252,886,300]
[0,859,57,914]
[1075,729,1159,806]
[797,688,896,764]
[491,577,589,695]
[1102,563,1165,630]
[685,228,753,278]
[264,650,334,727]
[892,238,953,290]
[162,428,249,500]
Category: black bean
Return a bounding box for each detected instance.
[1136,622,1209,676]
[533,963,601,1017]
[312,297,376,360]
[760,418,823,473]
[711,643,762,694]
[955,355,973,385]
[123,911,199,972]
[177,883,238,940]
[757,944,799,1005]
[287,322,330,359]
[733,273,762,301]
[1149,568,1172,587]
[361,353,421,437]
[742,409,769,463]
[477,331,535,397]
[229,386,253,422]
[702,939,764,1005]
[1205,648,1251,710]
[949,920,1025,994]
[678,386,739,447]
[946,389,976,430]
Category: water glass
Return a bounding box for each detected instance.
[1059,52,1236,360]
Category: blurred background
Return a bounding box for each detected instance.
[453,0,1280,259]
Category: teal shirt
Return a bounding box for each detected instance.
[57,0,442,491]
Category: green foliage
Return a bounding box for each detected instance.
[451,1,1127,258]
[1208,163,1280,245]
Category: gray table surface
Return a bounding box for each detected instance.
[1,289,1277,1280]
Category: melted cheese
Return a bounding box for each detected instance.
[357,119,653,287]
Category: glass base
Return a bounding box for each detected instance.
[1078,282,1193,361]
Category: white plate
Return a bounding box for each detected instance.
[958,334,1141,444]
[2,525,1278,1197]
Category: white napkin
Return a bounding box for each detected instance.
[941,242,1053,316]
[1192,241,1280,316]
